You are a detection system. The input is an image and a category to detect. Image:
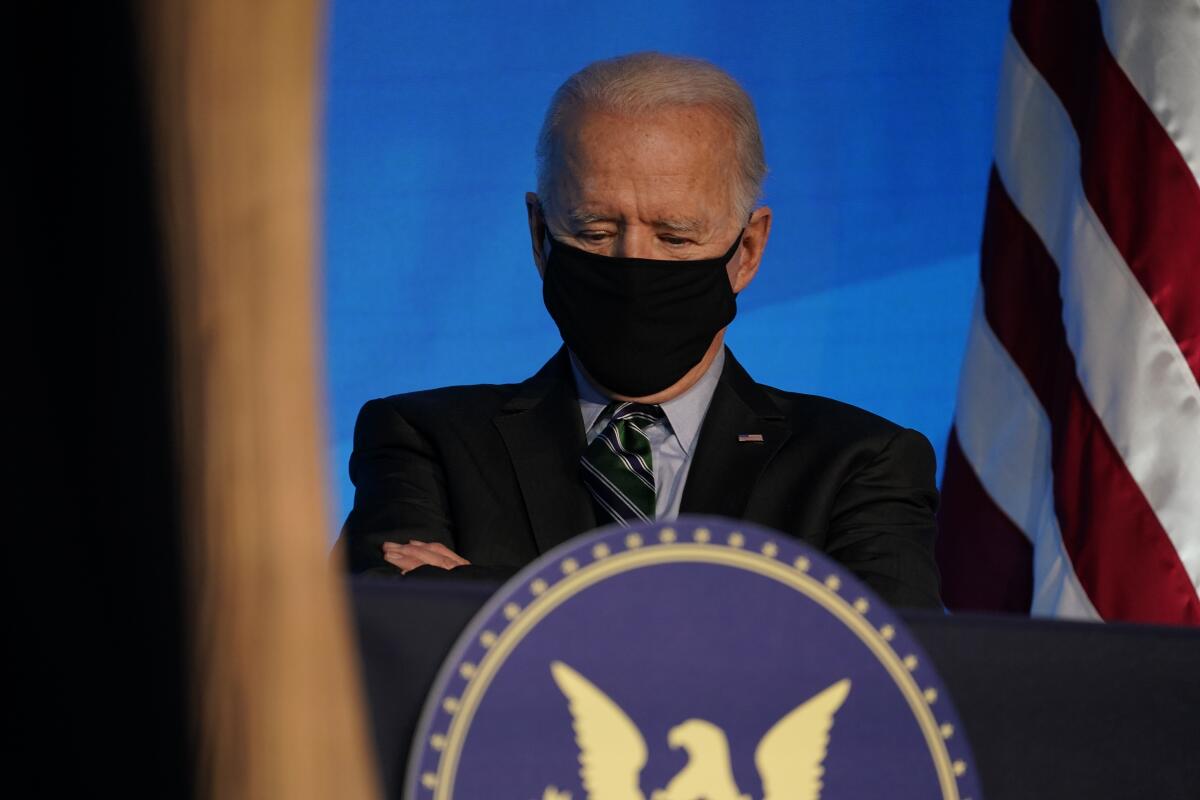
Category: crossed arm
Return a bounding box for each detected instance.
[821,427,942,609]
[339,398,472,576]
[344,399,941,606]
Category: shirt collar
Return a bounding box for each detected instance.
[570,348,725,458]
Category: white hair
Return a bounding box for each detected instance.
[536,52,767,220]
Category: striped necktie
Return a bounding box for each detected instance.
[580,401,665,524]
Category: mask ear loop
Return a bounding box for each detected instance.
[535,201,555,259]
[729,208,756,262]
[721,228,747,264]
[722,211,754,262]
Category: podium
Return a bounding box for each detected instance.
[349,576,1200,800]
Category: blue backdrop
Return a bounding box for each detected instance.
[323,0,1008,528]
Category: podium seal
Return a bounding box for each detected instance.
[406,516,983,799]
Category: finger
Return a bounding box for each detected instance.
[404,539,466,561]
[403,542,467,569]
[382,540,430,559]
[383,539,437,552]
[387,543,458,570]
[383,551,424,574]
[419,541,471,567]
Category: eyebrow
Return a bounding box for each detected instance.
[565,210,615,225]
[654,217,706,234]
[565,210,708,234]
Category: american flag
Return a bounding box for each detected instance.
[936,0,1200,624]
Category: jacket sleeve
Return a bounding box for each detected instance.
[823,427,943,609]
[336,398,456,574]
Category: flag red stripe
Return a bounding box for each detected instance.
[981,169,1200,624]
[936,427,1032,614]
[1010,0,1200,383]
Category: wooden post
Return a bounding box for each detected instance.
[137,1,380,796]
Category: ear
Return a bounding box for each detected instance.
[526,192,549,279]
[729,206,772,293]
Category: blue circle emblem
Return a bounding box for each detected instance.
[406,516,982,799]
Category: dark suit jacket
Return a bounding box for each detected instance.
[339,348,941,608]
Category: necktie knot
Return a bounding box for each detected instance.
[607,401,665,427]
[580,402,663,525]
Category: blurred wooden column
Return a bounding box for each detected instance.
[137,2,380,797]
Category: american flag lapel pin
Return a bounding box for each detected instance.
[738,433,765,443]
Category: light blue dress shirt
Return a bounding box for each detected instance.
[571,349,725,521]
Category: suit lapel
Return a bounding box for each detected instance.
[680,350,791,519]
[494,349,597,554]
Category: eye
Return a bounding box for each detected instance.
[577,230,612,244]
[659,235,692,247]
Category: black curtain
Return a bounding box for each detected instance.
[17,3,190,795]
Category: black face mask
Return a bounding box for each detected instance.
[541,226,743,397]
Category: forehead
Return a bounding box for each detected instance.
[550,105,738,220]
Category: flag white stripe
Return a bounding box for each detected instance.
[1099,0,1200,190]
[995,32,1200,588]
[955,297,1100,620]
[954,295,1040,546]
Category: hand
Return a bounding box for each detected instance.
[382,540,471,574]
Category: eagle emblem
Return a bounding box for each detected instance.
[548,661,851,800]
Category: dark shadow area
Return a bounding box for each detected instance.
[17,3,190,795]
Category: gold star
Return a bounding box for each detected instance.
[880,624,895,641]
[794,556,811,572]
[431,733,447,751]
[503,602,521,620]
[421,772,437,789]
[625,532,643,549]
[659,528,677,543]
[940,723,954,739]
[727,532,745,548]
[761,542,779,558]
[903,654,918,671]
[592,543,610,559]
[479,630,497,648]
[530,578,548,596]
[953,760,967,777]
[853,597,870,614]
[824,575,841,591]
[923,687,938,704]
[459,662,477,680]
[694,528,711,543]
[442,697,460,714]
[561,558,579,574]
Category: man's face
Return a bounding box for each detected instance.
[525,102,773,402]
[528,105,770,296]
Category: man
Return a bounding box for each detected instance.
[339,53,941,608]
